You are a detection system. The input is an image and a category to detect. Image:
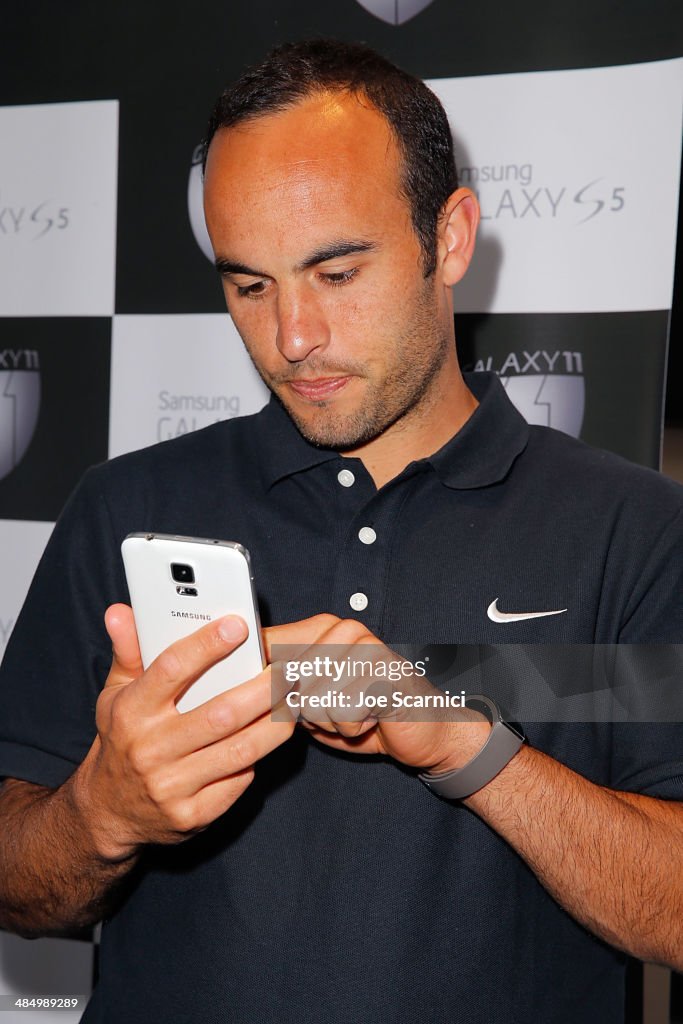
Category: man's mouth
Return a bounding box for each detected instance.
[287,377,351,400]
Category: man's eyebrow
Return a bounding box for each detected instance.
[214,240,377,279]
[295,239,377,271]
[214,257,266,278]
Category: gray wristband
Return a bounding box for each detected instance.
[418,695,525,800]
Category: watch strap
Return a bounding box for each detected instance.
[418,695,525,800]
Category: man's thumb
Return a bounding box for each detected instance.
[104,603,144,684]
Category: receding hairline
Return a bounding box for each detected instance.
[204,84,405,170]
[203,42,458,276]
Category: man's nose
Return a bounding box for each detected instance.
[275,288,331,363]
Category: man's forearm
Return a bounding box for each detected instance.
[466,745,683,970]
[0,775,138,939]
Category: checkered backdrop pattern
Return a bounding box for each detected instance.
[0,1,682,1019]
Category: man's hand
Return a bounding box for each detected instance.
[0,604,299,938]
[73,604,295,863]
[263,613,491,776]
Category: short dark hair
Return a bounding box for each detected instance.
[203,39,458,276]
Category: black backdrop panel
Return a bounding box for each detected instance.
[1,1,680,320]
[0,319,111,522]
[457,311,670,467]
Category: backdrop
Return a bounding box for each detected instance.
[0,2,682,1021]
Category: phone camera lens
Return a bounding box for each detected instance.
[171,563,195,584]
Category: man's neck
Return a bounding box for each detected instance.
[342,370,479,489]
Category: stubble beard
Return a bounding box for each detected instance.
[275,333,451,452]
[252,280,453,451]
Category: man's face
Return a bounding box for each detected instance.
[203,91,456,451]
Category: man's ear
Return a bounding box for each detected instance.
[437,188,480,287]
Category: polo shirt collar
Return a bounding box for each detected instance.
[254,372,529,491]
[255,395,339,489]
[428,372,530,489]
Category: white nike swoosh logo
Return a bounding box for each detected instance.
[487,599,568,623]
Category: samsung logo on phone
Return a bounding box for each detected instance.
[171,611,212,621]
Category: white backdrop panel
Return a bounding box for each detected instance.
[0,101,118,317]
[0,520,54,664]
[429,58,683,313]
[109,314,269,458]
[1,521,86,1021]
[0,933,92,1024]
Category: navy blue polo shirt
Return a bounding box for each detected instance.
[1,372,682,1024]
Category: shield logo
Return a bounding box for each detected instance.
[187,144,214,263]
[500,373,585,439]
[0,369,41,481]
[355,0,436,25]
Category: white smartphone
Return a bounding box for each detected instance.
[121,532,265,713]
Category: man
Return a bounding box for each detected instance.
[0,39,681,1024]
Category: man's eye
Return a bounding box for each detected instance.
[321,268,359,287]
[235,280,266,298]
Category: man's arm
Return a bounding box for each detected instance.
[0,606,294,939]
[0,777,138,939]
[276,615,683,971]
[464,745,683,970]
[318,716,683,969]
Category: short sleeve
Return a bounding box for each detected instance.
[608,722,683,800]
[618,507,683,643]
[0,467,128,788]
[610,507,683,798]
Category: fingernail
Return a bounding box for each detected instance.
[218,616,247,642]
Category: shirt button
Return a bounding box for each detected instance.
[349,592,368,612]
[358,527,376,545]
[337,469,355,488]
